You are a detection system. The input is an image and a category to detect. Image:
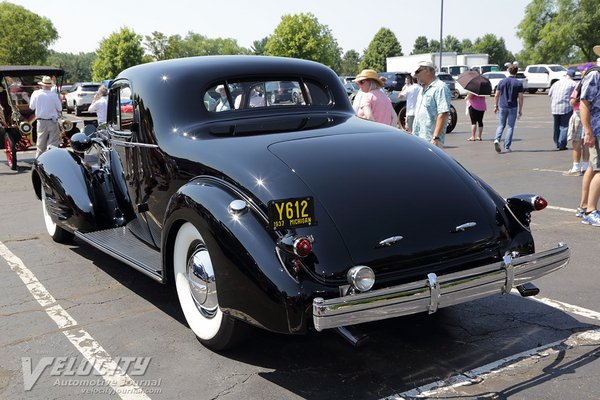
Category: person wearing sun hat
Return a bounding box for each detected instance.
[577,44,600,226]
[29,75,62,158]
[352,69,397,126]
[412,61,452,147]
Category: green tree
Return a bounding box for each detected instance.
[473,34,513,65]
[412,36,429,54]
[360,28,402,72]
[443,35,462,52]
[517,0,600,64]
[46,51,96,83]
[251,36,269,55]
[339,50,361,76]
[91,27,144,81]
[461,39,475,53]
[174,32,249,57]
[0,2,58,65]
[144,31,170,61]
[264,13,342,71]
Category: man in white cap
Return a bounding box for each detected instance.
[578,44,600,227]
[29,76,62,158]
[412,61,451,147]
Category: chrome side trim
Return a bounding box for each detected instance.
[313,243,569,331]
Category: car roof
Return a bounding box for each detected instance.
[0,65,64,76]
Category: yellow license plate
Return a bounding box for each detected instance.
[268,197,316,229]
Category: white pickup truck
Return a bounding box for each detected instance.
[523,64,568,93]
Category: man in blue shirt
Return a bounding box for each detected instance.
[493,64,524,153]
[412,61,451,147]
[579,46,600,227]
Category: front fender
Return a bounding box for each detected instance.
[32,147,124,233]
[162,178,307,334]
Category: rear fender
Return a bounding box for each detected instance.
[162,178,307,334]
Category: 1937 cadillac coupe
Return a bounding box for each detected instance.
[31,56,570,351]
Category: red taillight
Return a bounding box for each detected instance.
[294,238,312,258]
[533,196,548,211]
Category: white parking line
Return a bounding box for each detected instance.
[0,241,151,400]
[384,294,600,399]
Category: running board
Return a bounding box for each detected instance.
[75,227,163,283]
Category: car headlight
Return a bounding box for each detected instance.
[347,266,375,292]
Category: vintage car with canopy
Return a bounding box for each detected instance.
[31,56,570,351]
[1,65,78,170]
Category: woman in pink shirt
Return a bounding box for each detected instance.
[466,92,487,141]
[354,69,397,127]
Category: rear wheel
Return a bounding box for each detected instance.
[397,107,407,130]
[173,222,248,351]
[5,128,18,170]
[446,104,458,133]
[41,188,74,243]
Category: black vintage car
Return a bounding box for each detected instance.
[31,56,569,351]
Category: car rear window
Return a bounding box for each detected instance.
[81,85,100,92]
[204,79,330,112]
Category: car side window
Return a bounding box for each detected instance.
[109,84,134,133]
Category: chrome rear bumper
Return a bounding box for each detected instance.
[312,243,569,331]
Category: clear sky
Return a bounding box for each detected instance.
[7,0,531,55]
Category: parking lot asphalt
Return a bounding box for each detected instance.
[1,95,599,400]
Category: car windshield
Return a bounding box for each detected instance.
[204,79,329,112]
[81,85,100,92]
[549,65,567,72]
[448,66,468,76]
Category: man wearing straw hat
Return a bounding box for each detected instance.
[29,75,62,158]
[578,45,600,226]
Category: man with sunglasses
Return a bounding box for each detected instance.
[412,61,451,147]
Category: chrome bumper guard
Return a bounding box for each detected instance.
[313,243,569,331]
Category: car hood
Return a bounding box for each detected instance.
[268,131,507,281]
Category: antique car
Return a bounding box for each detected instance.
[31,56,570,351]
[1,65,79,170]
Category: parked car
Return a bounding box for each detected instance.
[31,56,569,351]
[265,80,302,104]
[441,65,469,79]
[471,64,501,74]
[523,64,567,94]
[483,72,507,95]
[436,72,459,99]
[378,71,411,92]
[65,82,101,115]
[343,82,359,103]
[1,66,79,170]
[59,84,72,110]
[338,75,355,84]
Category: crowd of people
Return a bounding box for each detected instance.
[351,44,600,227]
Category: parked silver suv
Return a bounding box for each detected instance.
[65,82,101,115]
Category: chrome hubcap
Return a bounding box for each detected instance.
[187,245,218,318]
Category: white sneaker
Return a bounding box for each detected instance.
[494,140,501,153]
[563,168,582,176]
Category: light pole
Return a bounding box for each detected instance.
[439,0,444,72]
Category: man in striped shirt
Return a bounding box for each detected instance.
[548,70,578,150]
